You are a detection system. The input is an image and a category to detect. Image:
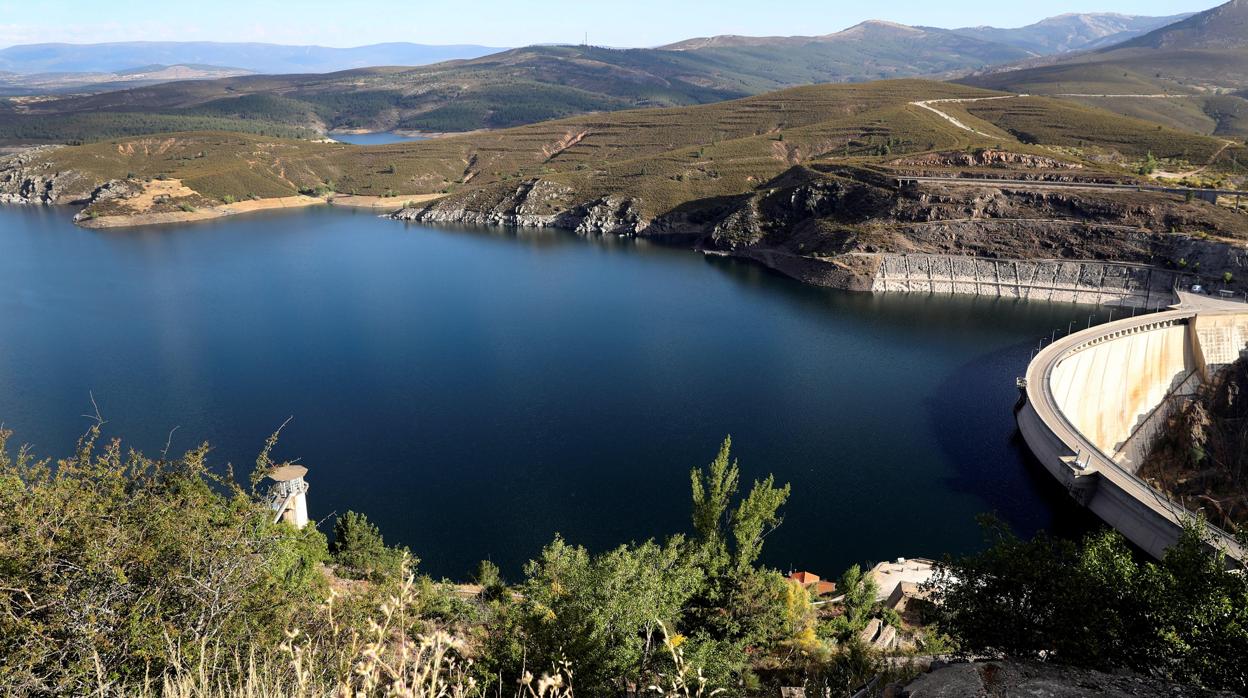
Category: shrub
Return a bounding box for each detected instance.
[330,510,406,580]
[931,518,1248,693]
[0,425,328,694]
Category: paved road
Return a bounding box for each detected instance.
[897,175,1246,201]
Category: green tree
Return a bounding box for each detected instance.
[932,518,1248,693]
[330,510,406,580]
[690,436,791,575]
[510,535,703,695]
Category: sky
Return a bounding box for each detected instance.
[0,0,1220,49]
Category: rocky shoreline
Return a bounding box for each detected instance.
[5,146,1246,301]
[390,171,1248,299]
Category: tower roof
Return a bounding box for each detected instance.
[267,464,308,482]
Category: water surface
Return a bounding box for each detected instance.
[331,132,429,145]
[0,205,1101,578]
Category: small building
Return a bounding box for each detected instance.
[868,557,937,607]
[787,570,837,597]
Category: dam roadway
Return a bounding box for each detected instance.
[1016,293,1248,565]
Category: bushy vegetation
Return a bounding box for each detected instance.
[0,429,917,696]
[933,518,1248,693]
[1142,357,1248,529]
[0,424,329,694]
[0,112,317,145]
[331,510,407,580]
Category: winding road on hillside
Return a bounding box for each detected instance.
[910,93,1238,176]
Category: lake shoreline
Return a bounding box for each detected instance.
[74,192,445,229]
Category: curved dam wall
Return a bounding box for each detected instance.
[1048,321,1198,471]
[1017,304,1248,565]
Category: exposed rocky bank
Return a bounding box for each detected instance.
[392,166,1248,296]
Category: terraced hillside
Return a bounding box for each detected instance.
[0,30,1032,144]
[5,80,1246,295]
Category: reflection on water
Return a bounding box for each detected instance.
[0,204,1104,577]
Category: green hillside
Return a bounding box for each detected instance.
[0,31,1030,145]
[16,79,1244,218]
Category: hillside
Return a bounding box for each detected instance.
[0,64,254,96]
[0,33,1032,144]
[960,0,1248,136]
[0,41,505,74]
[5,79,1246,295]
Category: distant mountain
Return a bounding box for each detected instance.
[959,0,1248,137]
[657,21,1033,81]
[3,35,1037,142]
[0,64,254,96]
[1110,0,1248,50]
[949,13,1193,55]
[662,20,1030,66]
[0,41,505,75]
[966,0,1248,91]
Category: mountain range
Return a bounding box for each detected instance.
[949,12,1194,54]
[2,4,1242,143]
[0,41,504,75]
[961,0,1248,136]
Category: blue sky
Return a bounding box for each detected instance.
[0,0,1218,49]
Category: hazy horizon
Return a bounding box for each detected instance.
[0,0,1216,51]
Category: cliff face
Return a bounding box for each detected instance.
[391,168,1248,293]
[0,146,98,205]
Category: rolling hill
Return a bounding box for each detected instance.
[0,32,1035,144]
[0,64,254,97]
[6,79,1240,211]
[5,78,1245,291]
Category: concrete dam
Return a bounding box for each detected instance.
[1016,294,1248,564]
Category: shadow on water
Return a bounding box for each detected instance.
[925,342,1104,546]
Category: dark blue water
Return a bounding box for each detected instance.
[331,132,429,145]
[0,205,1101,579]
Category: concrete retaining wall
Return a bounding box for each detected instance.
[871,254,1188,308]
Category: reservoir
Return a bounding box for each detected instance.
[331,132,430,145]
[0,205,1100,578]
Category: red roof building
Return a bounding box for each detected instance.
[788,571,836,597]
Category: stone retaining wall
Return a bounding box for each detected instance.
[870,254,1190,308]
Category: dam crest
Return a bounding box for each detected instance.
[1016,292,1248,564]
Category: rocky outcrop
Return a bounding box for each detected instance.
[892,149,1084,170]
[394,179,649,236]
[0,146,96,205]
[895,660,1242,697]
